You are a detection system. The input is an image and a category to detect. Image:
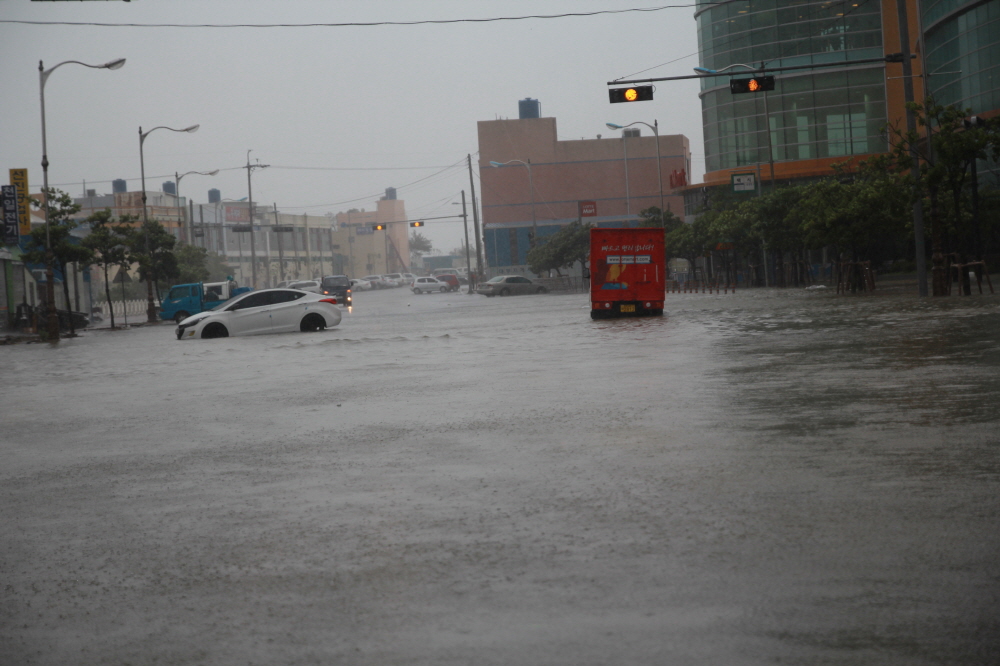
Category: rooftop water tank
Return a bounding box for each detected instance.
[384,187,397,200]
[162,181,176,195]
[518,98,541,119]
[208,188,221,203]
[112,179,127,193]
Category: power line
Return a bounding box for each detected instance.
[2,5,704,29]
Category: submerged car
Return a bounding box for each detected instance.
[476,275,547,297]
[175,288,341,339]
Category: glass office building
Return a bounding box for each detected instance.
[697,0,889,174]
[922,0,1000,114]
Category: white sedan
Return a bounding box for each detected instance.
[175,289,342,339]
[411,276,452,294]
[350,278,373,291]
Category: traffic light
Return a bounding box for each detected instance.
[372,224,386,231]
[409,221,424,227]
[608,86,654,103]
[729,76,775,94]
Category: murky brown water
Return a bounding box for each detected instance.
[3,282,998,664]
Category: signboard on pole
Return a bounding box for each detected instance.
[225,205,249,223]
[2,185,19,245]
[579,200,597,217]
[731,172,756,192]
[9,169,30,236]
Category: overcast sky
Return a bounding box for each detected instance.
[0,0,704,254]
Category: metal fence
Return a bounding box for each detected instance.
[93,299,149,321]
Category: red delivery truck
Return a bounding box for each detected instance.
[590,227,665,319]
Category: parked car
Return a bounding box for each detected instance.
[400,273,418,285]
[476,275,548,297]
[411,276,451,294]
[287,280,321,294]
[434,273,460,291]
[383,273,406,287]
[320,275,352,306]
[350,278,373,291]
[175,289,341,339]
[361,275,388,289]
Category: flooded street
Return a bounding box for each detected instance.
[3,284,999,665]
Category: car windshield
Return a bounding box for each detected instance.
[322,276,350,287]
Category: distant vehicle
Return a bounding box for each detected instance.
[320,275,352,306]
[400,273,418,285]
[175,288,341,339]
[350,278,373,291]
[159,279,252,324]
[275,280,298,288]
[476,275,547,297]
[383,273,405,287]
[411,276,451,294]
[362,275,388,289]
[287,280,321,294]
[434,273,461,291]
[589,227,665,319]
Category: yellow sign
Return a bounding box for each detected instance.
[9,169,30,236]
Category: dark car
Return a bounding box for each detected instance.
[476,275,548,297]
[320,275,352,306]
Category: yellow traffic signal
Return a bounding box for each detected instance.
[372,224,387,231]
[608,86,654,103]
[409,221,424,227]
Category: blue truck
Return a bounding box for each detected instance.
[159,279,252,323]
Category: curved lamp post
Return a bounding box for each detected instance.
[174,169,218,243]
[139,123,199,322]
[489,159,537,249]
[694,63,775,192]
[606,120,664,216]
[38,57,125,340]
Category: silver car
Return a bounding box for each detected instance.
[476,275,548,297]
[411,276,451,294]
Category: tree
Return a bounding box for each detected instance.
[127,219,178,306]
[410,231,433,255]
[526,221,591,276]
[174,243,211,284]
[81,209,131,329]
[24,188,90,336]
[888,97,1000,294]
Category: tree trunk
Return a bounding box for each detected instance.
[103,264,116,329]
[930,189,949,296]
[60,260,76,336]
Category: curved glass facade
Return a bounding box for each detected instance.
[923,0,1000,115]
[697,0,888,174]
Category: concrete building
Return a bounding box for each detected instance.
[478,111,691,270]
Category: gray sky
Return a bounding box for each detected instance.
[0,0,704,255]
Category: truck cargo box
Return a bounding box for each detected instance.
[589,227,665,319]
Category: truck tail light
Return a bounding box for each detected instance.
[319,297,338,305]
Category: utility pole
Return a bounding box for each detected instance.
[274,203,284,283]
[245,150,269,289]
[467,154,484,277]
[461,190,473,293]
[895,0,928,296]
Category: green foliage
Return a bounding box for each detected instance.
[409,231,433,254]
[526,221,591,276]
[81,209,133,329]
[174,243,211,284]
[126,219,179,298]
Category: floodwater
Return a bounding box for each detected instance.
[3,283,999,665]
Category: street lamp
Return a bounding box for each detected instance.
[139,123,199,323]
[489,159,537,249]
[245,150,270,289]
[175,169,218,244]
[695,63,775,191]
[38,56,125,340]
[606,120,665,216]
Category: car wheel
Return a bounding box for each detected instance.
[300,313,326,332]
[536,287,547,294]
[174,311,189,324]
[440,287,447,293]
[202,322,229,338]
[413,288,421,295]
[499,288,510,296]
